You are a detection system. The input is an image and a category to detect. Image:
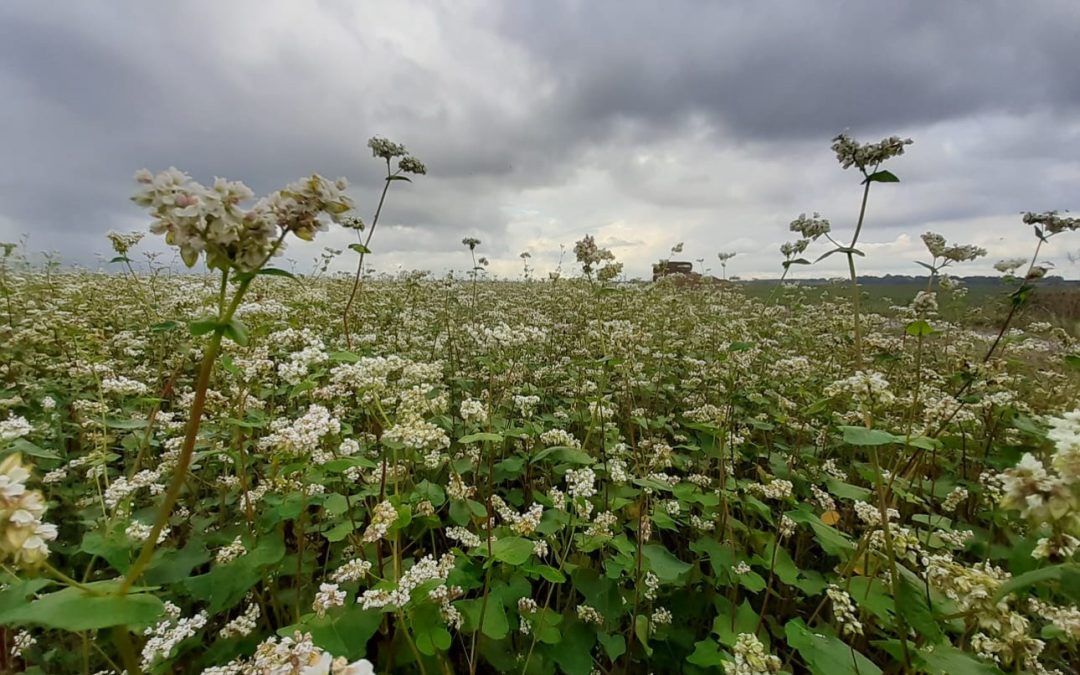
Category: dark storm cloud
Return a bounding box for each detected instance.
[497,1,1080,141]
[0,1,1078,277]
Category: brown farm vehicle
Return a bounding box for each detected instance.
[652,260,700,282]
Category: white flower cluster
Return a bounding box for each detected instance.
[518,597,538,634]
[910,290,938,318]
[811,484,835,511]
[854,500,899,526]
[996,410,1080,558]
[746,479,792,501]
[142,602,208,668]
[824,370,895,406]
[313,583,346,617]
[942,486,968,512]
[107,229,145,255]
[446,474,475,501]
[259,404,340,459]
[104,468,164,511]
[428,583,464,629]
[219,602,260,639]
[513,394,541,418]
[585,510,618,537]
[382,417,449,458]
[100,376,151,396]
[446,526,482,549]
[921,232,986,263]
[215,536,247,564]
[133,168,353,271]
[330,557,372,584]
[607,458,629,483]
[576,604,603,625]
[10,629,34,658]
[831,133,913,172]
[0,454,57,566]
[643,571,660,600]
[358,553,455,610]
[126,520,170,544]
[202,631,373,675]
[1022,210,1080,236]
[278,344,328,386]
[361,500,398,543]
[459,398,487,424]
[826,584,864,637]
[490,496,544,536]
[0,416,32,442]
[650,607,672,630]
[539,428,580,448]
[1029,598,1080,641]
[789,212,831,241]
[565,468,596,499]
[723,633,781,674]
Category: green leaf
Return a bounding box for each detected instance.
[183,536,285,614]
[597,632,626,661]
[0,585,164,631]
[785,618,881,675]
[642,544,691,582]
[103,417,148,430]
[787,507,855,556]
[145,541,211,586]
[687,638,726,667]
[905,320,934,337]
[533,607,562,644]
[280,606,382,660]
[0,578,52,616]
[222,317,249,346]
[865,170,900,183]
[840,425,898,446]
[848,577,896,625]
[634,614,653,656]
[328,350,361,363]
[189,316,220,337]
[711,599,758,647]
[322,520,355,543]
[458,432,503,444]
[825,478,871,501]
[490,537,534,566]
[993,563,1080,602]
[80,531,133,573]
[257,267,300,281]
[386,175,412,183]
[459,596,510,640]
[896,572,945,643]
[348,243,372,255]
[150,320,180,333]
[912,644,1006,675]
[553,618,597,675]
[411,603,451,655]
[531,446,595,464]
[782,258,811,268]
[3,438,60,460]
[108,255,130,264]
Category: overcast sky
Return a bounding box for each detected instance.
[2,1,1080,280]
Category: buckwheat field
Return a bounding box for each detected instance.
[1,134,1078,675]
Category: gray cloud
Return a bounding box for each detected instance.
[1,0,1078,280]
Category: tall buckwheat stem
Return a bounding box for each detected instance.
[343,159,392,349]
[846,178,872,366]
[118,276,252,593]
